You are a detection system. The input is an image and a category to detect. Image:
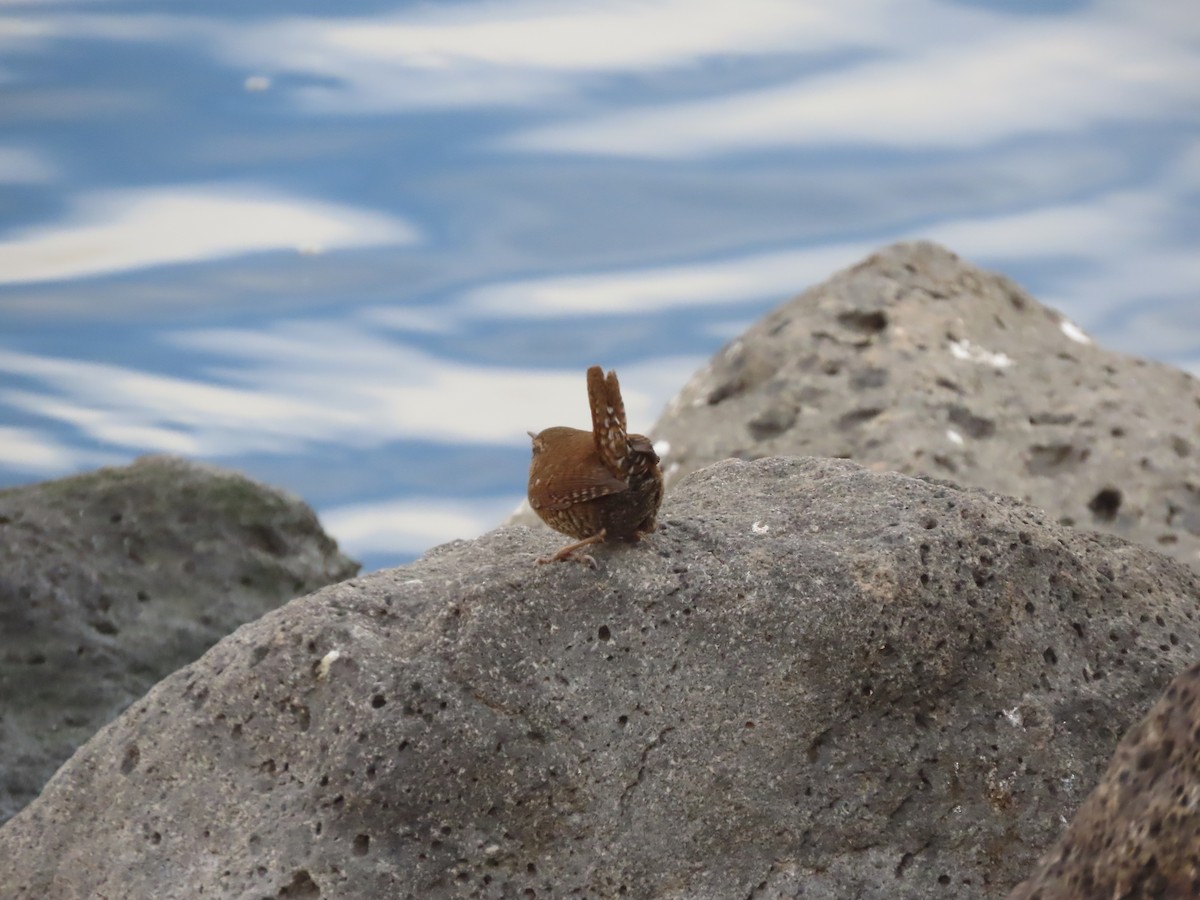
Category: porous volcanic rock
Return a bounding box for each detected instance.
[0,455,359,824]
[2,457,1197,899]
[1008,660,1200,899]
[651,241,1200,574]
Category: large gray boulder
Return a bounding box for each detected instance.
[2,457,1196,899]
[0,455,359,824]
[651,241,1200,575]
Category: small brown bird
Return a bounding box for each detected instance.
[527,365,663,566]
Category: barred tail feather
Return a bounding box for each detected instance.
[587,365,629,477]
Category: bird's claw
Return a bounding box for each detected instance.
[536,550,598,568]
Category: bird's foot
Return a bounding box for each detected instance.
[536,530,606,568]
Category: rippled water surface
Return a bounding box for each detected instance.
[2,0,1198,570]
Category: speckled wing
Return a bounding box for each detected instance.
[528,465,629,512]
[587,366,629,478]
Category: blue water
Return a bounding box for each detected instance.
[1,0,1198,571]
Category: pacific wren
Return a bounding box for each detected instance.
[527,365,663,566]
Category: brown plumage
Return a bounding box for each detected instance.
[527,365,663,566]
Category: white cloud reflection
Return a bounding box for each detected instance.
[505,3,1200,157]
[0,425,105,473]
[463,241,874,316]
[0,335,701,458]
[208,0,890,111]
[296,0,851,70]
[0,186,417,285]
[320,494,524,556]
[0,349,348,456]
[0,14,56,47]
[0,146,56,183]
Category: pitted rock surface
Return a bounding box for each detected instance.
[2,457,1198,899]
[651,241,1200,574]
[0,455,359,824]
[1008,660,1200,899]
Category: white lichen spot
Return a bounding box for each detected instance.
[948,338,1013,368]
[484,844,500,856]
[1003,706,1023,727]
[752,521,770,534]
[1059,319,1091,344]
[946,429,965,446]
[316,649,341,680]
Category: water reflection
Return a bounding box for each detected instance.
[0,0,1197,571]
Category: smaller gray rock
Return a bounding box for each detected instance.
[0,455,359,824]
[1008,659,1200,899]
[653,241,1200,574]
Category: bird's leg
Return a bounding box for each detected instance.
[536,529,607,568]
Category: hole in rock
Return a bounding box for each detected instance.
[120,743,140,775]
[277,869,319,899]
[837,309,888,334]
[1088,488,1122,522]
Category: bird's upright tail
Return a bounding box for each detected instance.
[587,365,629,477]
